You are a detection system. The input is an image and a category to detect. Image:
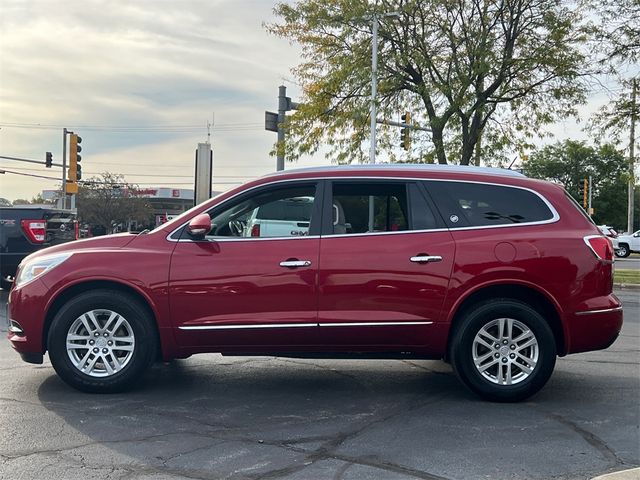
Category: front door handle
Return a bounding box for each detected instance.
[410,255,443,264]
[279,260,312,268]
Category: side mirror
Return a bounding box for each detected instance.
[186,214,212,239]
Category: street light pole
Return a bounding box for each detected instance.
[367,12,400,164]
[369,17,379,164]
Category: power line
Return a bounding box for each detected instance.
[0,170,242,186]
[1,165,258,178]
[0,169,60,181]
[0,122,264,133]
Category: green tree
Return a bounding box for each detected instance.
[525,140,640,230]
[77,172,153,232]
[267,0,591,165]
[588,0,640,64]
[11,193,55,205]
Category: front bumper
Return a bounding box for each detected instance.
[7,278,49,361]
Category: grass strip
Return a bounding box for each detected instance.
[614,269,640,284]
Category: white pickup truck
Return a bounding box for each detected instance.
[615,230,640,257]
[243,197,313,237]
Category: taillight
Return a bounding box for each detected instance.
[21,220,47,244]
[250,224,261,237]
[584,235,613,261]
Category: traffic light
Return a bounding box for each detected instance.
[45,151,53,168]
[400,112,411,150]
[578,178,588,209]
[65,182,78,194]
[68,134,82,182]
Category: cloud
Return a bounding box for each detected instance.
[0,0,312,200]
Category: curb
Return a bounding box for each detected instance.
[592,467,640,480]
[613,283,640,290]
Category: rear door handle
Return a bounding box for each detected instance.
[410,255,443,263]
[279,260,312,268]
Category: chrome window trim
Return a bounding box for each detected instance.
[173,235,322,243]
[321,228,449,239]
[167,178,321,243]
[166,176,560,243]
[575,306,623,316]
[420,178,560,229]
[178,320,434,330]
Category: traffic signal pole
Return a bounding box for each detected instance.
[267,85,300,171]
[277,86,287,171]
[588,175,593,215]
[61,128,68,209]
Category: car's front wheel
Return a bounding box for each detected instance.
[48,289,157,393]
[450,299,556,402]
[615,243,630,258]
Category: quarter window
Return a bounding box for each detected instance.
[426,181,554,227]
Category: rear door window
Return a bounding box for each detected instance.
[425,181,555,228]
[331,183,409,234]
[325,181,442,235]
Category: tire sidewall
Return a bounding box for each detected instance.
[48,290,155,393]
[451,299,556,402]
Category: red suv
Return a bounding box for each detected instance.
[7,165,622,401]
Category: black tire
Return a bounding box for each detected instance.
[449,299,556,402]
[615,244,630,258]
[48,289,157,393]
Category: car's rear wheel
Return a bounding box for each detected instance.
[615,243,630,258]
[450,299,556,402]
[48,289,156,393]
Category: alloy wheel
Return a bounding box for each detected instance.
[472,317,539,386]
[66,309,135,377]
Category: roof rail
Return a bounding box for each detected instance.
[264,164,526,178]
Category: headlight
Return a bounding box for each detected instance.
[15,253,73,288]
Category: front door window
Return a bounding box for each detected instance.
[208,185,316,239]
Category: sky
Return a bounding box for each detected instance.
[0,0,630,202]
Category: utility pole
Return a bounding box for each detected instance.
[628,78,637,234]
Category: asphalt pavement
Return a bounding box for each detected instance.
[616,255,640,271]
[0,288,638,480]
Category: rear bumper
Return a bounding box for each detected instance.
[566,295,623,354]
